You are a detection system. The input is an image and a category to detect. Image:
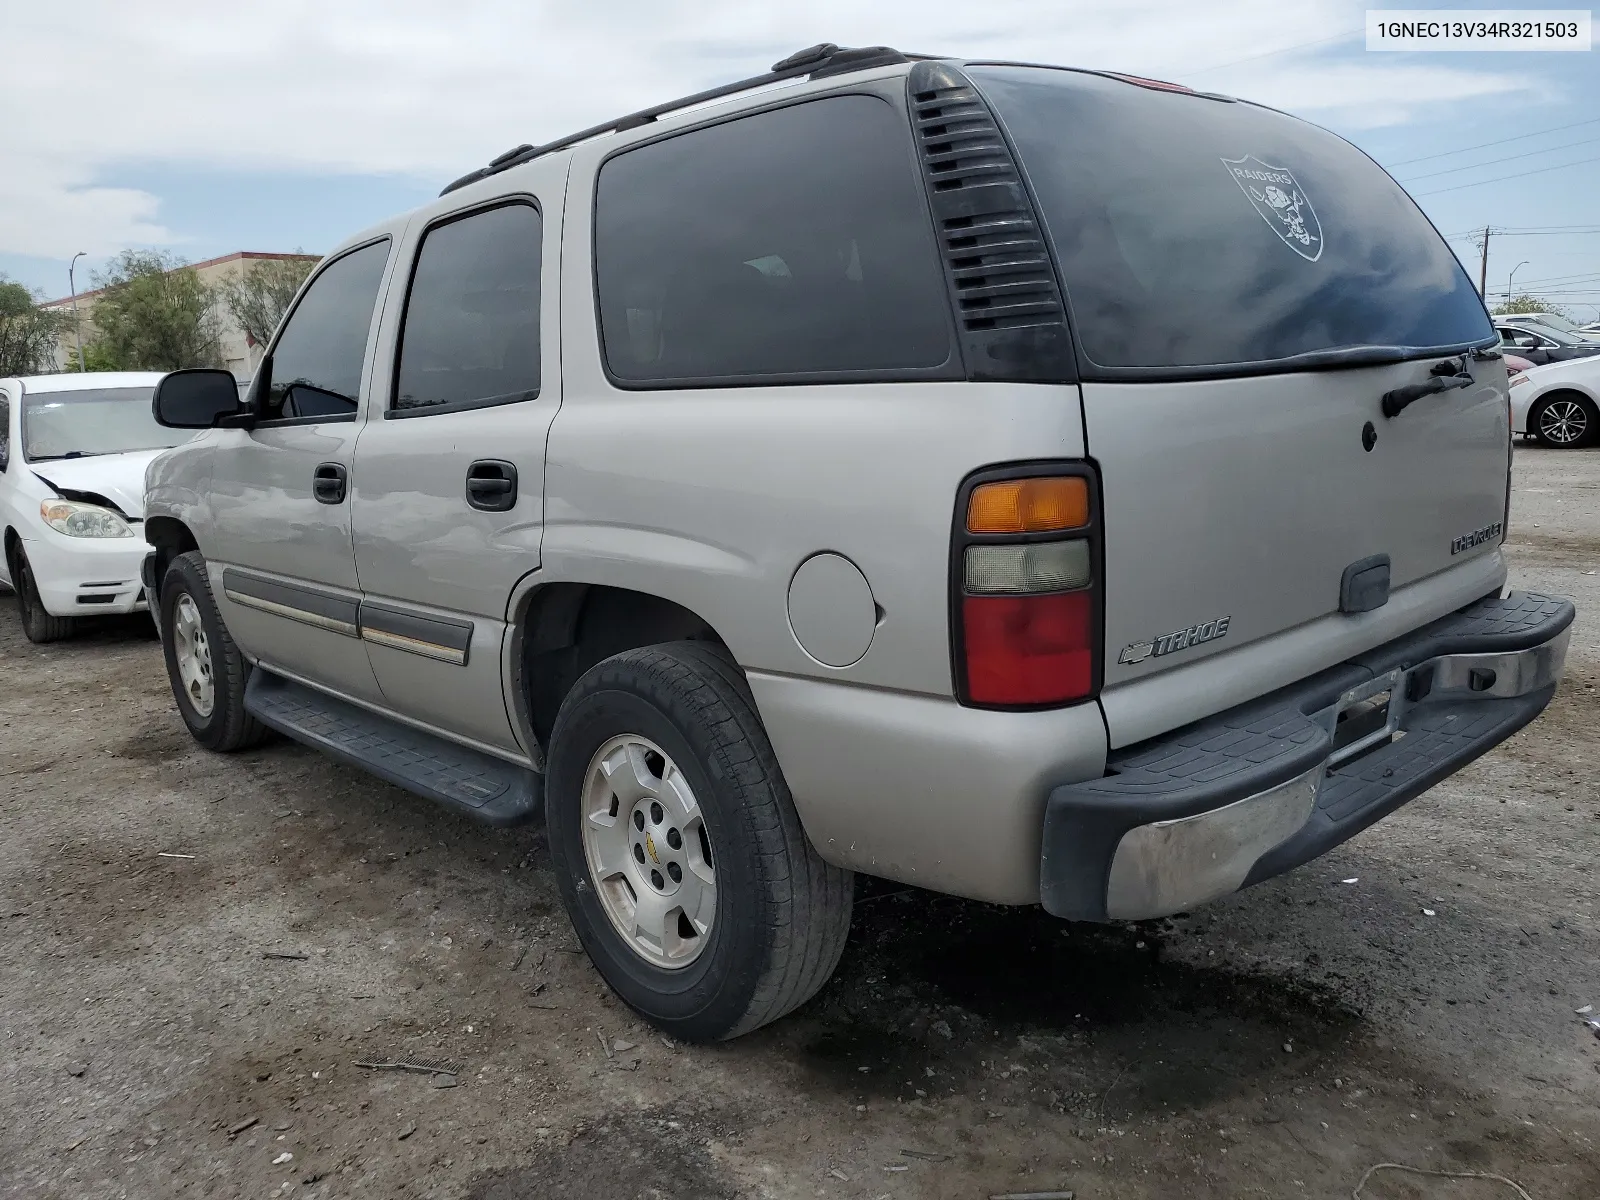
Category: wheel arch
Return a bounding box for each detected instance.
[507,580,734,760]
[143,515,200,603]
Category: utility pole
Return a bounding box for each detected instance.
[1476,226,1491,300]
[68,252,87,372]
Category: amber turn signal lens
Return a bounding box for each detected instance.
[967,477,1089,534]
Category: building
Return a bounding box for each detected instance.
[41,251,319,380]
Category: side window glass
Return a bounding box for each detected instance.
[264,239,390,421]
[594,94,953,384]
[394,203,542,413]
[0,398,9,470]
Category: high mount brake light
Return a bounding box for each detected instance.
[952,467,1101,708]
[1102,72,1196,93]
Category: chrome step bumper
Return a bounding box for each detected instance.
[1040,592,1574,922]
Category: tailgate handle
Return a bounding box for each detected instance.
[1340,554,1390,614]
[1381,356,1474,418]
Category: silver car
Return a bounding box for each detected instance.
[140,44,1572,1041]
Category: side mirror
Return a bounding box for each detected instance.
[153,368,247,429]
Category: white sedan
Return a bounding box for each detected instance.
[1509,355,1600,449]
[0,371,192,642]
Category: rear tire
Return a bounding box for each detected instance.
[159,551,269,752]
[545,641,853,1042]
[11,546,75,644]
[1530,391,1598,448]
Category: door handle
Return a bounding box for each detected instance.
[466,460,517,512]
[313,462,348,505]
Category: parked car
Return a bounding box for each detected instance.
[0,372,188,642]
[140,44,1572,1041]
[1503,353,1536,376]
[1495,322,1600,366]
[1510,355,1600,447]
[1498,312,1600,343]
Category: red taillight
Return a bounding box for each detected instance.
[953,466,1101,709]
[962,591,1094,705]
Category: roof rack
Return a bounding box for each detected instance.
[440,43,916,196]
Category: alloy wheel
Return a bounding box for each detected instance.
[1538,398,1590,446]
[579,734,717,969]
[172,593,215,717]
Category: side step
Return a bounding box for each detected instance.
[245,670,542,826]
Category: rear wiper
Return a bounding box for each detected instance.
[1380,355,1475,419]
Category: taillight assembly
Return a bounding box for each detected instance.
[951,464,1102,708]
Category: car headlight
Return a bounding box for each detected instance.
[39,499,134,538]
[1509,374,1530,387]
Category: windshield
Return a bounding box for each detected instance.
[1517,313,1582,334]
[968,66,1493,374]
[21,387,184,462]
[1514,322,1585,346]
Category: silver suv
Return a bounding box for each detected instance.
[141,44,1573,1041]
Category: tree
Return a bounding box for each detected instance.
[0,276,70,377]
[61,340,124,373]
[87,250,223,371]
[1493,294,1565,317]
[218,255,317,349]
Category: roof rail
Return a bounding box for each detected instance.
[439,43,914,196]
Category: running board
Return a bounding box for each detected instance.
[244,670,541,826]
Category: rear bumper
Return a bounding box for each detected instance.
[1041,592,1573,921]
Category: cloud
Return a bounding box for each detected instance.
[1,0,1532,257]
[0,157,172,259]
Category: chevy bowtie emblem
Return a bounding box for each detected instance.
[645,833,660,865]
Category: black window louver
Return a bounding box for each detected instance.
[906,61,1076,383]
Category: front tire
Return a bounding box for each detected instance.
[159,551,269,752]
[1530,392,1598,448]
[11,546,75,644]
[545,641,853,1042]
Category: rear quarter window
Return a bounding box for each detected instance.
[593,93,957,386]
[967,66,1493,374]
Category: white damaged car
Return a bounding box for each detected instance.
[1509,355,1600,449]
[1,372,191,642]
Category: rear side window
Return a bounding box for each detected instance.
[594,94,955,385]
[264,239,390,421]
[968,66,1493,374]
[393,202,542,414]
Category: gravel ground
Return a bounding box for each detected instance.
[1,445,1597,1200]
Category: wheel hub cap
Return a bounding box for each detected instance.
[172,593,215,717]
[580,735,716,969]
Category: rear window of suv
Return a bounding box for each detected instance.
[967,66,1493,375]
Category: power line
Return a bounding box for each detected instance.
[1385,116,1600,167]
[1488,228,1600,236]
[1413,153,1600,197]
[1397,135,1600,183]
[1502,272,1600,290]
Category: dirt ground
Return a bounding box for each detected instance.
[2,446,1597,1200]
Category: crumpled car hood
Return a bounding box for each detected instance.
[30,448,168,519]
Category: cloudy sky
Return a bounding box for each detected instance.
[4,0,1598,315]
